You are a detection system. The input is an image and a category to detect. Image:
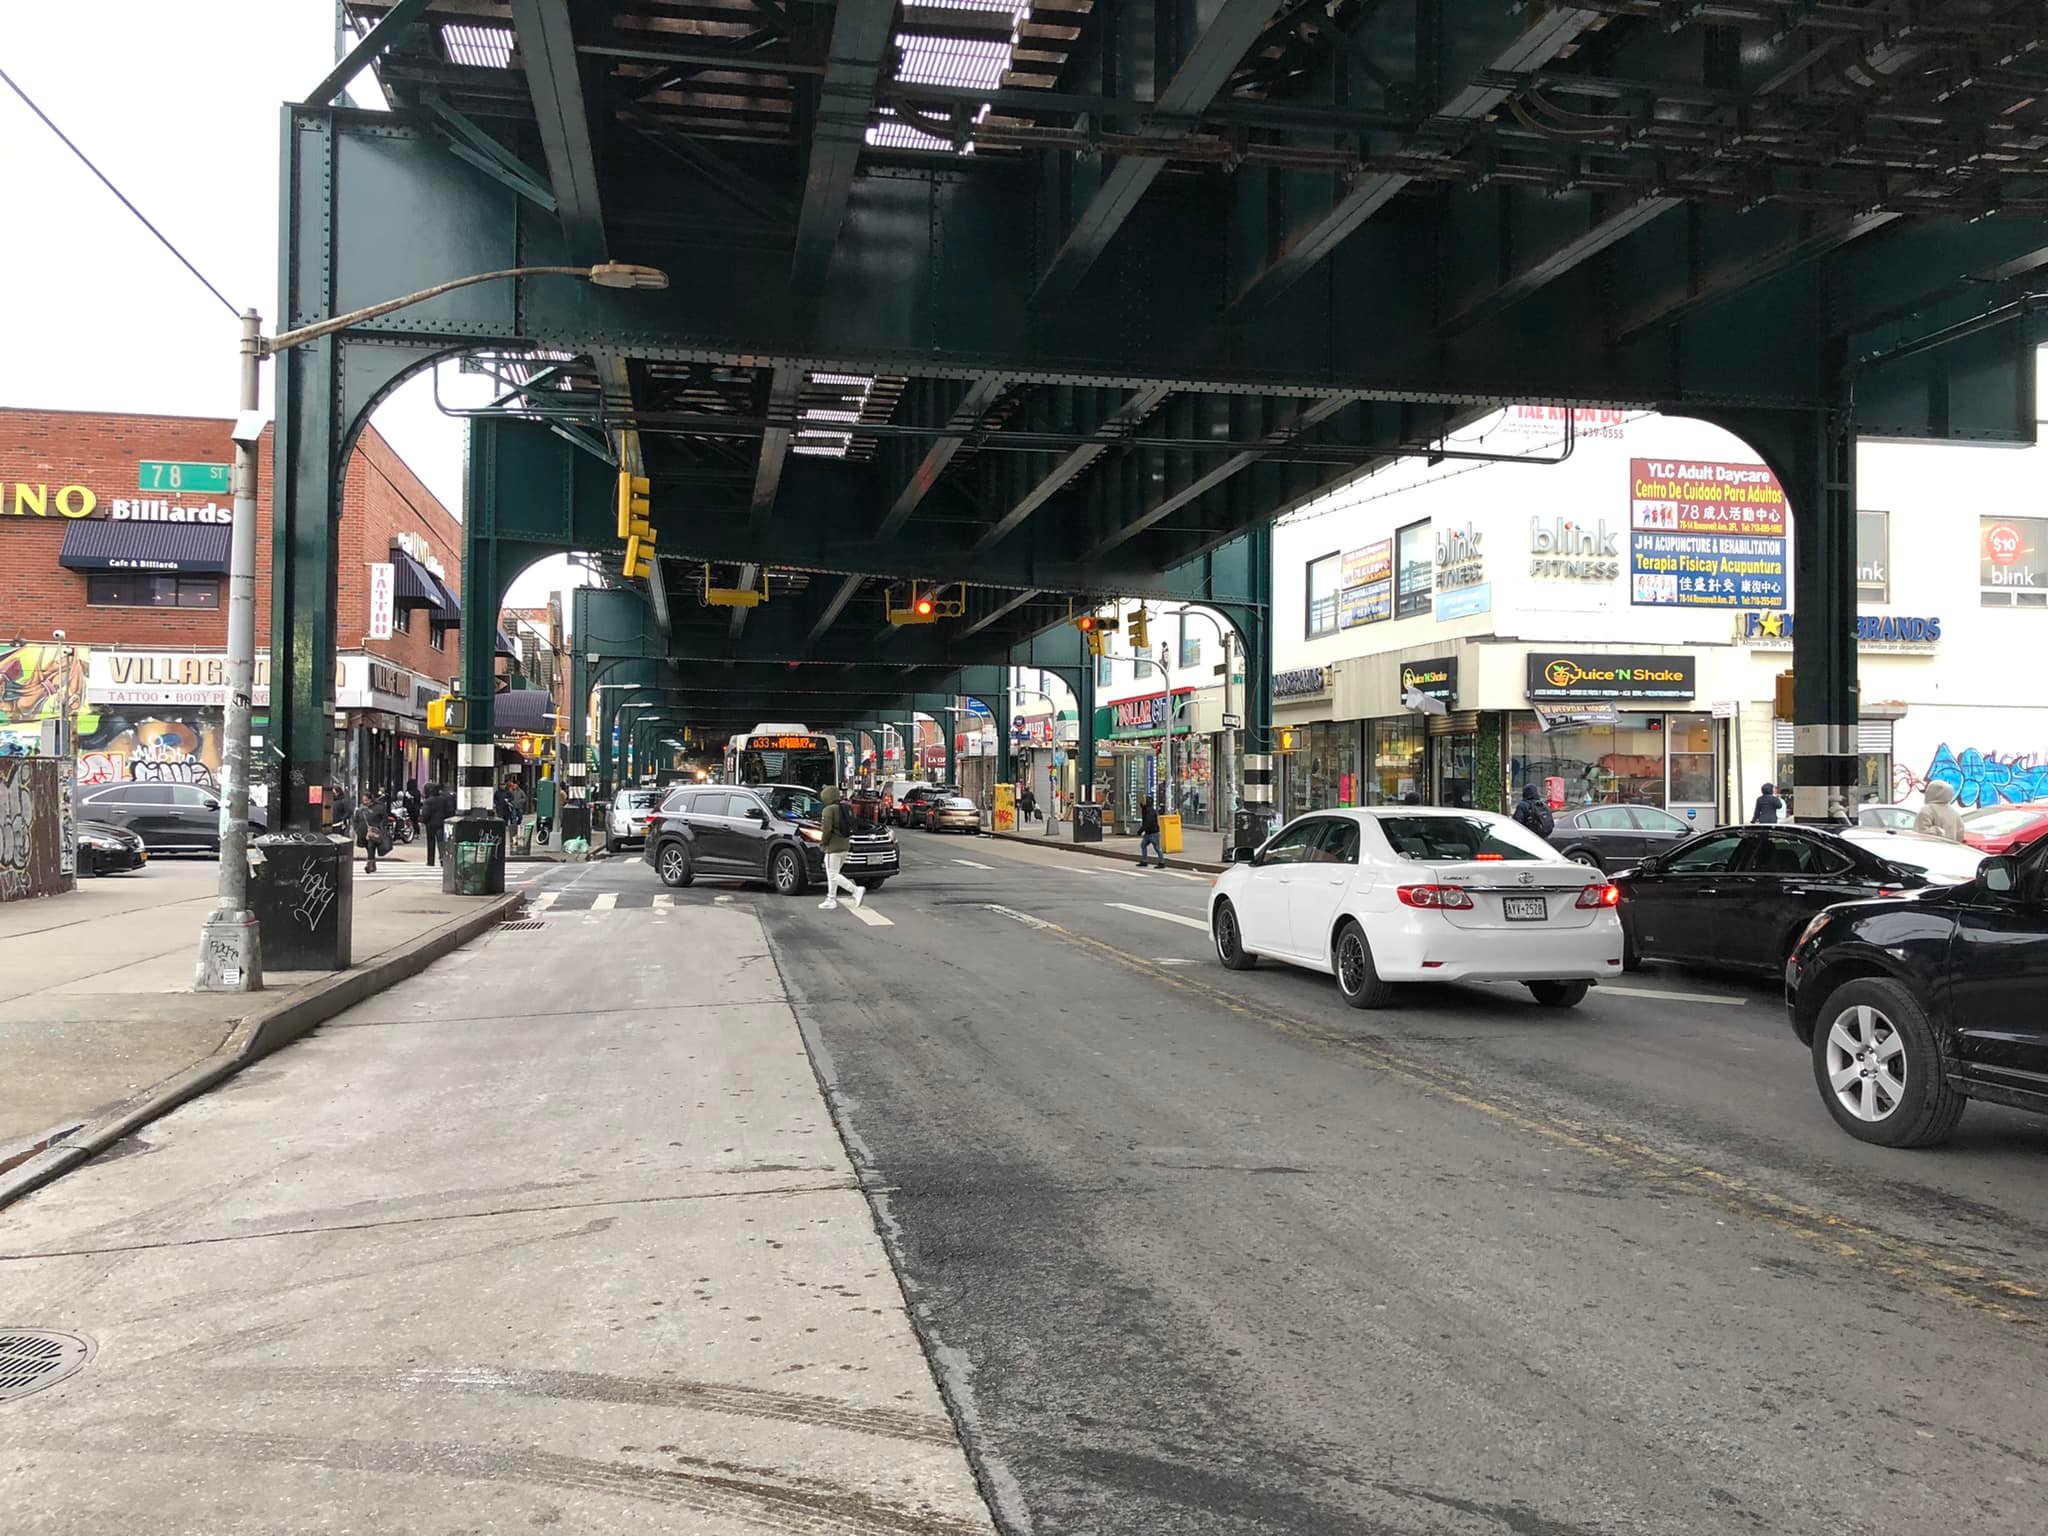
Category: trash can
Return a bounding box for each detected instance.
[1232,807,1276,856]
[1158,813,1183,855]
[559,802,590,844]
[1072,803,1104,843]
[443,814,508,896]
[249,833,354,970]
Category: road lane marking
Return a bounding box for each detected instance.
[846,903,894,927]
[953,859,993,870]
[591,892,619,912]
[1158,870,1213,883]
[985,904,1058,930]
[533,891,560,911]
[651,893,674,909]
[1104,902,1208,931]
[1599,984,1748,1007]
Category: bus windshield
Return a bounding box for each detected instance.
[732,745,835,792]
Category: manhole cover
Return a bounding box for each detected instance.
[0,1331,89,1403]
[498,918,547,931]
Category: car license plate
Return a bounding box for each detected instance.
[1503,896,1547,922]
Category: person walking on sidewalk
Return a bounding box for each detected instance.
[1136,794,1167,868]
[398,779,422,837]
[423,781,454,866]
[493,777,520,844]
[816,785,864,911]
[327,783,355,837]
[1751,782,1784,823]
[1511,784,1554,839]
[356,787,391,874]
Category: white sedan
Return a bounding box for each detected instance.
[1209,807,1624,1009]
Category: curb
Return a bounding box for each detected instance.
[0,891,521,1212]
[987,829,1226,875]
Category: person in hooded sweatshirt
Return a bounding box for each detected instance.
[1752,783,1784,823]
[1914,781,1966,842]
[815,785,864,911]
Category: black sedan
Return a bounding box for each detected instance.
[1616,823,1940,976]
[1548,803,1697,872]
[1787,838,2048,1146]
[76,820,148,876]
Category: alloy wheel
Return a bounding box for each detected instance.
[1568,850,1602,869]
[1825,1004,1907,1122]
[660,846,687,884]
[1338,931,1368,995]
[774,850,800,894]
[1215,906,1239,961]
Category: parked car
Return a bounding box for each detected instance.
[644,783,898,893]
[607,787,664,849]
[926,795,982,833]
[76,820,147,876]
[1614,823,1944,977]
[847,785,886,825]
[879,777,922,825]
[1209,808,1623,1010]
[1787,838,2048,1146]
[1857,803,1919,831]
[1547,802,1696,872]
[74,781,234,853]
[1837,826,1987,885]
[900,785,958,829]
[1961,800,2048,856]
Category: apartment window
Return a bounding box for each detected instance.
[393,605,412,634]
[1396,520,1432,617]
[1306,553,1340,638]
[430,623,447,652]
[86,572,220,609]
[1857,510,1889,604]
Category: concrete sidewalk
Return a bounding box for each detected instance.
[992,819,1232,872]
[0,899,995,1535]
[0,852,515,1182]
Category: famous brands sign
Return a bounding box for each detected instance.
[1525,652,1697,702]
[1628,458,1786,609]
[1273,666,1331,700]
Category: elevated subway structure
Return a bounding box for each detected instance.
[270,0,2048,825]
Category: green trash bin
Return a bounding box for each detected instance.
[442,814,507,896]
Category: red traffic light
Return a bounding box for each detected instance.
[1075,614,1097,631]
[915,597,934,617]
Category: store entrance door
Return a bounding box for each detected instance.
[1431,734,1477,809]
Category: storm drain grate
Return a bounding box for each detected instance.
[0,1331,89,1403]
[498,918,547,931]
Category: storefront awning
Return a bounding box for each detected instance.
[390,547,443,609]
[495,687,555,734]
[59,520,228,575]
[429,572,462,626]
[495,626,518,657]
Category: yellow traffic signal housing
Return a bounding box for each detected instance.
[427,696,467,733]
[885,583,961,625]
[1129,606,1150,651]
[616,472,651,541]
[1276,726,1298,752]
[1774,670,1796,718]
[703,563,767,607]
[624,532,656,579]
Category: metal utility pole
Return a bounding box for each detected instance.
[194,310,267,992]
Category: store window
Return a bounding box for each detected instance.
[1282,721,1361,819]
[1981,515,2048,608]
[1396,520,1432,617]
[1857,510,1889,604]
[86,573,220,609]
[1667,713,1716,804]
[1370,717,1426,805]
[1509,712,1671,807]
[1306,553,1340,637]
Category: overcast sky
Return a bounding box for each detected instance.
[0,2,573,608]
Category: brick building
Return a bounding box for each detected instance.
[0,407,466,805]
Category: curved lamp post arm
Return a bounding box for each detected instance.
[265,263,667,355]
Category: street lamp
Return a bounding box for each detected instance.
[196,262,669,992]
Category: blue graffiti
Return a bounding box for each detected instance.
[1925,744,2048,810]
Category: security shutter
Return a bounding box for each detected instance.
[1772,720,1893,753]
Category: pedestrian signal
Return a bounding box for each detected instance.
[1277,727,1297,752]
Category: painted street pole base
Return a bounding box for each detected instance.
[195,911,265,993]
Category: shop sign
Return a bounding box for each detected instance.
[336,655,415,713]
[1526,651,1696,702]
[368,562,396,640]
[3,479,237,525]
[1627,458,1787,608]
[1435,523,1484,589]
[1112,691,1190,731]
[1496,405,1629,440]
[1436,583,1492,622]
[1529,517,1622,581]
[1533,703,1621,730]
[1398,657,1457,706]
[395,529,449,579]
[87,649,275,708]
[1733,611,1941,652]
[1339,538,1392,628]
[1273,665,1331,700]
[1981,515,2047,592]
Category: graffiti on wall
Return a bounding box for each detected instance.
[74,714,222,788]
[1919,744,2048,810]
[0,760,31,900]
[0,643,91,754]
[0,757,71,902]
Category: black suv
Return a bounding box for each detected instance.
[642,783,899,895]
[1786,838,2048,1147]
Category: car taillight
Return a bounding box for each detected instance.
[1396,884,1474,909]
[1576,884,1621,909]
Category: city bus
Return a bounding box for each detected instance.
[723,724,839,792]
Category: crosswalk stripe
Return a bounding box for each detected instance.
[652,893,674,909]
[591,892,618,911]
[846,902,894,927]
[1104,901,1208,932]
[953,859,993,869]
[533,891,560,910]
[1158,870,1212,883]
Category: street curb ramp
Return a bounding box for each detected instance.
[0,892,522,1212]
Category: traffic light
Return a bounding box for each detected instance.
[1277,726,1297,752]
[1774,670,1795,717]
[624,530,656,579]
[886,583,958,624]
[616,472,651,541]
[426,696,466,733]
[1129,606,1149,651]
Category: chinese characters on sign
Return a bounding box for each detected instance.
[1339,538,1392,628]
[1627,458,1787,609]
[368,562,396,641]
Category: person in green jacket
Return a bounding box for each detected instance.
[534,773,558,844]
[816,785,864,911]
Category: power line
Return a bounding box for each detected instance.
[0,63,241,321]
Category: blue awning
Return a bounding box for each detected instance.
[430,572,462,626]
[391,548,442,609]
[496,626,518,657]
[495,687,556,733]
[59,520,229,574]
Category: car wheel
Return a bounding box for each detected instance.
[656,843,694,888]
[1620,913,1643,973]
[1212,899,1257,971]
[1333,919,1394,1009]
[1565,848,1605,871]
[1812,978,1966,1148]
[1528,980,1590,1008]
[772,846,804,897]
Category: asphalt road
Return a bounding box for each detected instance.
[540,836,2048,1536]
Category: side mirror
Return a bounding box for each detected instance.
[204,798,220,811]
[746,806,769,823]
[1982,856,2019,895]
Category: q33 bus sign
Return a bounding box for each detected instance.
[1526,652,1696,702]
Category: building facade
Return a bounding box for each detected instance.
[1269,396,2048,826]
[0,408,465,806]
[1081,603,1244,832]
